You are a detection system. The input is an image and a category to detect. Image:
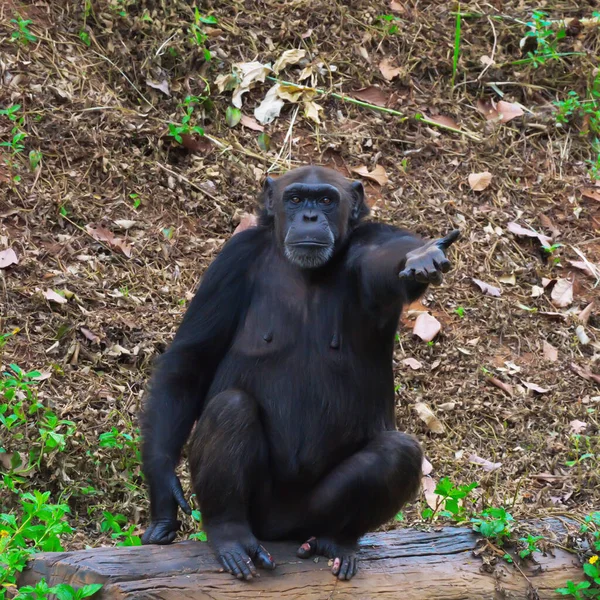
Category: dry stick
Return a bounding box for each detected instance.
[156,162,219,201]
[266,76,482,141]
[268,104,300,173]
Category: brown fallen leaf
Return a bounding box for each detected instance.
[539,213,560,238]
[469,454,502,472]
[402,357,422,370]
[422,457,433,476]
[390,0,404,12]
[378,58,402,82]
[476,98,498,121]
[350,164,389,186]
[86,224,132,257]
[468,171,492,191]
[568,259,600,280]
[80,327,100,344]
[351,86,389,107]
[414,402,445,434]
[487,376,513,396]
[499,274,516,285]
[146,78,170,96]
[578,302,594,325]
[543,340,558,362]
[496,100,525,123]
[570,362,600,385]
[413,313,441,342]
[233,213,258,235]
[0,248,18,269]
[569,419,587,434]
[427,114,460,130]
[43,289,67,304]
[550,278,573,308]
[507,222,552,247]
[472,278,501,297]
[180,133,212,154]
[421,476,440,509]
[581,188,600,202]
[240,114,264,132]
[523,381,550,394]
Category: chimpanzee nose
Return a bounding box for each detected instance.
[303,211,318,222]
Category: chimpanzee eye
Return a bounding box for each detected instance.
[321,197,332,205]
[291,196,301,204]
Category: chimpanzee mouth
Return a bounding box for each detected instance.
[284,243,334,269]
[288,241,330,247]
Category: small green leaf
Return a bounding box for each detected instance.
[257,132,270,152]
[226,106,242,128]
[199,14,218,24]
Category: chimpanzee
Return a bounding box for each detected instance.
[140,165,459,581]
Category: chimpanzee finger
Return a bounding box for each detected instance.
[428,269,443,286]
[414,269,430,284]
[218,554,234,575]
[331,557,341,576]
[171,475,192,515]
[233,552,255,580]
[224,553,244,579]
[352,557,358,578]
[434,256,451,274]
[436,229,460,252]
[297,537,317,558]
[398,267,414,281]
[338,557,353,581]
[256,545,276,569]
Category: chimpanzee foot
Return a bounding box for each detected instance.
[297,536,358,580]
[211,533,276,581]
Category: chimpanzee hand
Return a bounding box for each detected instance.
[398,229,460,286]
[141,472,192,545]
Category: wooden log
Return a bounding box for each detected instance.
[20,524,582,599]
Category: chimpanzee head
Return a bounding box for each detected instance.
[260,166,368,269]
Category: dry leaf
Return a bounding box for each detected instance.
[550,278,573,308]
[351,86,389,107]
[568,259,600,280]
[304,100,323,124]
[421,476,439,510]
[578,302,594,325]
[254,84,285,125]
[0,248,18,269]
[487,376,513,396]
[233,213,257,235]
[507,222,552,247]
[146,78,170,96]
[570,362,600,385]
[378,57,402,81]
[226,61,272,108]
[499,274,516,285]
[469,454,502,472]
[531,285,544,298]
[543,341,558,362]
[496,100,524,123]
[476,99,498,121]
[349,164,389,186]
[414,402,445,434]
[80,327,100,343]
[422,457,433,476]
[468,171,492,191]
[402,357,422,370]
[539,213,560,238]
[523,381,550,394]
[413,313,441,342]
[273,49,307,74]
[86,224,132,257]
[43,289,67,304]
[438,402,456,411]
[472,278,501,297]
[427,114,460,129]
[581,188,600,202]
[575,325,590,346]
[569,420,587,434]
[390,0,404,12]
[240,114,264,132]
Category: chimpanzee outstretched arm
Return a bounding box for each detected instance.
[349,224,459,307]
[140,227,264,545]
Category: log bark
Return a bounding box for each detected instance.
[20,524,582,599]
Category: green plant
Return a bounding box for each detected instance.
[129,192,141,209]
[100,512,141,546]
[10,15,37,45]
[189,510,208,542]
[168,95,206,144]
[565,435,596,468]
[28,150,41,171]
[581,513,600,552]
[556,579,596,599]
[376,14,401,35]
[518,534,543,559]
[422,477,478,523]
[524,10,564,67]
[0,104,27,155]
[79,30,91,46]
[189,8,217,61]
[471,507,514,545]
[451,7,461,87]
[454,306,465,318]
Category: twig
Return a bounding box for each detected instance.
[414,113,481,141]
[477,16,497,81]
[156,162,219,201]
[268,104,300,173]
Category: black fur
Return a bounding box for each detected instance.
[141,166,457,581]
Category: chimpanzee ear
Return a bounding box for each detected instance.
[350,180,368,221]
[262,176,276,215]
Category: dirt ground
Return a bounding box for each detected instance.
[1,0,599,548]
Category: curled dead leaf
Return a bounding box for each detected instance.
[0,248,18,269]
[422,457,433,476]
[542,340,558,362]
[379,57,402,81]
[240,114,264,132]
[273,49,307,74]
[350,164,389,186]
[568,259,600,280]
[496,100,525,123]
[43,289,67,305]
[422,476,440,510]
[487,376,513,397]
[86,224,132,257]
[507,222,552,247]
[550,278,573,308]
[468,171,492,191]
[426,114,460,130]
[523,381,550,394]
[578,302,594,325]
[413,313,441,342]
[472,278,501,297]
[351,86,389,108]
[581,188,600,202]
[414,402,445,434]
[402,357,422,370]
[80,327,100,344]
[254,84,285,125]
[570,362,600,385]
[569,419,587,434]
[469,454,502,472]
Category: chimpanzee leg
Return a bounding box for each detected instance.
[297,431,422,580]
[189,389,276,580]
